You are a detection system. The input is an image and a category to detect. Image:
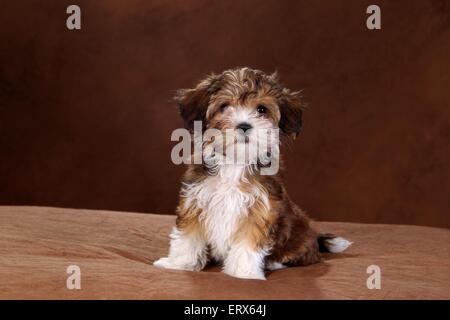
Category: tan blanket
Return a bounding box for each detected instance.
[0,206,448,299]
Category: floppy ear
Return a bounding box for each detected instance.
[174,74,221,132]
[278,89,304,139]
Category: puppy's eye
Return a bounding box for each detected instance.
[220,104,229,112]
[257,105,267,114]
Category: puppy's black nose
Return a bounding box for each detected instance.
[236,122,253,133]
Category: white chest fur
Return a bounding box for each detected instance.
[182,165,264,261]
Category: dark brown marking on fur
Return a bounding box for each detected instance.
[250,175,323,266]
[175,74,222,132]
[318,233,338,253]
[278,89,304,138]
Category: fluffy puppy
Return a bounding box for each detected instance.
[154,67,352,280]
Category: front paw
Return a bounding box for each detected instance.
[223,266,266,280]
[153,257,202,271]
[223,269,266,280]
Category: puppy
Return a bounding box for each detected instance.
[154,67,352,280]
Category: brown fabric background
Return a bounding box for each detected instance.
[0,1,449,228]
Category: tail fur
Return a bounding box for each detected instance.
[318,233,353,253]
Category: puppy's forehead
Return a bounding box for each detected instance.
[213,91,278,108]
[213,69,282,104]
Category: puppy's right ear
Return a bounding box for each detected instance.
[174,74,221,132]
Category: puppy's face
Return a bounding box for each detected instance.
[207,83,280,146]
[205,75,281,162]
[176,68,304,164]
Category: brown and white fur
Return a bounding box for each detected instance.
[154,67,352,280]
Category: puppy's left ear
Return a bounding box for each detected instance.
[278,89,304,139]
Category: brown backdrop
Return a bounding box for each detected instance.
[1,0,449,228]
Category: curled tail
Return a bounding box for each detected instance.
[318,233,353,253]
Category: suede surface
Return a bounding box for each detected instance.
[1,206,449,299]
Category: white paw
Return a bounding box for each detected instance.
[153,257,200,271]
[223,268,266,280]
